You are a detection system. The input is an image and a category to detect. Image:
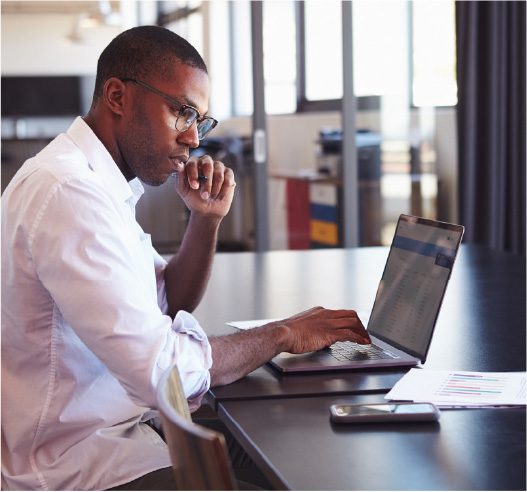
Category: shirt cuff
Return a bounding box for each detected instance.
[170,311,212,406]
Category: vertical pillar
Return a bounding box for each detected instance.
[251,1,270,251]
[341,0,359,247]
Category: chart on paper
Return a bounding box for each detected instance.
[435,373,511,401]
[385,369,527,407]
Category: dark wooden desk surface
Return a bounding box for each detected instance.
[194,245,526,406]
[193,245,526,490]
[219,394,526,490]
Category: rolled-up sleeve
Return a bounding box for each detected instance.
[154,311,212,410]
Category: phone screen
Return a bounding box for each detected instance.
[334,403,434,416]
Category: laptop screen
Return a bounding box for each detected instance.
[367,215,464,361]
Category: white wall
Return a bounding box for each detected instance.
[1,13,121,76]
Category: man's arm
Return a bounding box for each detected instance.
[164,213,220,316]
[209,306,371,387]
[164,155,235,316]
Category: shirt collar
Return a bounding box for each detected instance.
[66,116,144,205]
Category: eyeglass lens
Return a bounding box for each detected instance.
[175,107,199,133]
[196,119,215,139]
[175,107,215,140]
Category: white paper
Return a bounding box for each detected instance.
[385,369,527,407]
[226,319,279,330]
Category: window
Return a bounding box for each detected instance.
[159,0,233,119]
[304,1,342,101]
[352,0,409,99]
[263,1,297,115]
[158,1,204,55]
[300,0,457,109]
[412,0,457,106]
[198,1,457,116]
[230,1,253,116]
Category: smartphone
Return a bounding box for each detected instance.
[330,402,440,423]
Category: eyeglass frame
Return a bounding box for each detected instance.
[120,77,218,140]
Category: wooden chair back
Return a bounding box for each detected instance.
[157,365,237,490]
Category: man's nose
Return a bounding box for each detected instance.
[177,123,200,149]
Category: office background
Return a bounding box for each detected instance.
[1,0,525,255]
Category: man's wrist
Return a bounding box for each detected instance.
[264,321,291,354]
[188,211,223,229]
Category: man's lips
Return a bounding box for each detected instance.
[169,155,189,172]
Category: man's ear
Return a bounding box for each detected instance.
[102,77,128,116]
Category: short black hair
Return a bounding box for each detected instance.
[93,25,207,101]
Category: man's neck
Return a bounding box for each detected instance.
[83,111,134,182]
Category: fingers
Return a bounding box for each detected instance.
[216,167,236,199]
[331,317,371,345]
[184,155,211,193]
[283,306,371,353]
[184,155,235,200]
[333,310,371,344]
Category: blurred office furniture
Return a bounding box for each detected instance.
[1,75,93,192]
[2,76,83,118]
[318,129,383,247]
[410,143,424,217]
[1,138,52,193]
[379,139,438,243]
[274,129,382,249]
[192,136,254,251]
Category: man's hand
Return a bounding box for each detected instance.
[209,306,371,387]
[271,306,371,354]
[174,155,236,219]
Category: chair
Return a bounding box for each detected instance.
[156,365,238,490]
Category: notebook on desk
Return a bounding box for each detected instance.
[268,214,465,373]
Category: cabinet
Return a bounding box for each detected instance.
[274,173,383,249]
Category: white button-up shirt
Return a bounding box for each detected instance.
[1,117,212,491]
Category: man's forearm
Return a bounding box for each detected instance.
[207,307,372,387]
[164,213,221,316]
[209,323,290,387]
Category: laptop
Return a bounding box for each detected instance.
[269,214,465,372]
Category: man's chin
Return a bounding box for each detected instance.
[139,173,170,187]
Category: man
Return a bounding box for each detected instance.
[1,26,370,490]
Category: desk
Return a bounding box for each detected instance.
[219,394,526,490]
[193,245,525,490]
[195,245,525,405]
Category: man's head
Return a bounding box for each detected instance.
[88,26,213,186]
[92,25,207,103]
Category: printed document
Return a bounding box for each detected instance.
[385,369,526,407]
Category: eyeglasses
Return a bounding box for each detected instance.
[121,78,218,140]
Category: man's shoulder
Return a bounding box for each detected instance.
[35,132,91,178]
[9,132,97,192]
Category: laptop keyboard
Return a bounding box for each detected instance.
[329,341,399,361]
